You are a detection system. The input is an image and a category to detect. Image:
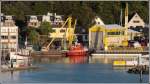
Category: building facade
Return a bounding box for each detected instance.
[27,12,64,28]
[1,14,18,52]
[89,24,127,50]
[27,15,41,28]
[127,13,145,28]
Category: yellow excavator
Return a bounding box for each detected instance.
[41,16,77,51]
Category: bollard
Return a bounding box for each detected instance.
[139,68,143,83]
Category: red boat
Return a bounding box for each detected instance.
[66,43,87,56]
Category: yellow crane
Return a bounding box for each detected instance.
[63,16,77,50]
[41,16,77,51]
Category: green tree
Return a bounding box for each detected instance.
[38,21,53,35]
[1,1,149,34]
[28,29,39,45]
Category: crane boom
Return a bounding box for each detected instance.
[41,38,55,51]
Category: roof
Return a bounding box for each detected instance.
[128,29,140,33]
[105,24,123,29]
[89,25,105,32]
[95,16,105,25]
[128,12,144,23]
[89,24,125,32]
[128,12,137,21]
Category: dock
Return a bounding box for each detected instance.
[95,50,149,54]
[90,50,149,64]
[1,66,40,72]
[31,50,66,58]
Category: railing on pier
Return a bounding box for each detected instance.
[96,50,149,54]
[96,46,149,54]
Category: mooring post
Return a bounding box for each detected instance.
[139,67,143,83]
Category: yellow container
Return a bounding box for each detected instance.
[113,60,126,66]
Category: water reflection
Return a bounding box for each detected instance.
[0,71,20,83]
[0,56,149,83]
[69,56,88,64]
[32,56,88,64]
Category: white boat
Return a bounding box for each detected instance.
[9,52,30,68]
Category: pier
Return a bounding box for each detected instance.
[90,50,149,64]
[95,50,149,54]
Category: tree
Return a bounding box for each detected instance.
[2,1,149,34]
[28,29,39,45]
[38,21,53,35]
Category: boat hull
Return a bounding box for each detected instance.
[66,50,86,56]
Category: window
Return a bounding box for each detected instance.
[85,35,88,40]
[11,36,16,39]
[2,29,6,32]
[52,29,56,32]
[133,20,140,23]
[116,32,120,35]
[2,43,8,48]
[34,23,37,26]
[1,36,8,39]
[107,32,121,35]
[60,29,65,33]
[31,22,34,26]
[121,31,124,35]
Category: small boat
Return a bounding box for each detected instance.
[66,43,87,56]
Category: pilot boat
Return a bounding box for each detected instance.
[66,43,87,56]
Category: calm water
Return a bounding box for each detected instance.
[0,56,149,83]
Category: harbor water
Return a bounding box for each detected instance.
[0,56,149,83]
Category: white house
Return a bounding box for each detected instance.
[27,12,64,28]
[42,12,64,26]
[27,15,41,28]
[127,13,145,28]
